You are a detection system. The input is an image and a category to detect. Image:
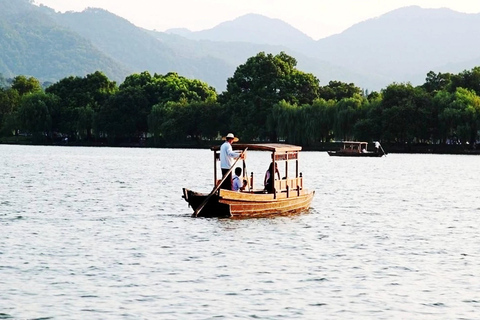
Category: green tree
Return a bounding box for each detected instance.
[99,71,217,145]
[46,71,118,141]
[148,100,224,145]
[380,83,431,143]
[437,88,480,146]
[121,71,217,106]
[16,92,59,142]
[423,71,452,93]
[11,75,42,96]
[193,101,225,140]
[333,95,364,141]
[433,90,454,144]
[319,81,362,101]
[221,51,320,141]
[353,97,383,142]
[1,75,43,136]
[270,100,300,144]
[312,99,336,143]
[148,103,168,146]
[449,67,480,96]
[0,88,20,135]
[96,86,147,143]
[268,99,335,145]
[297,102,323,145]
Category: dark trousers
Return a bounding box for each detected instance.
[265,180,274,193]
[221,168,232,190]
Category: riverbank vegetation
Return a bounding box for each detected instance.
[1,52,479,152]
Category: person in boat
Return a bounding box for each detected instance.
[232,167,246,192]
[264,162,280,193]
[220,133,245,190]
[375,141,380,153]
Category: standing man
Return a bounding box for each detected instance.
[375,141,380,154]
[220,133,244,190]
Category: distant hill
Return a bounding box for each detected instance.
[146,29,375,91]
[0,0,378,90]
[0,0,129,83]
[165,28,193,37]
[168,6,480,89]
[1,1,480,92]
[51,8,182,73]
[311,6,480,85]
[171,13,315,51]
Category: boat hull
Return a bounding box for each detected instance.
[327,151,384,157]
[183,188,315,218]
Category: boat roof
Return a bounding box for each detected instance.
[340,141,368,144]
[211,143,302,152]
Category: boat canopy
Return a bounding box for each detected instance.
[211,143,302,153]
[211,143,303,188]
[340,141,368,145]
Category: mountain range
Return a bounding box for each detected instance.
[1,0,480,92]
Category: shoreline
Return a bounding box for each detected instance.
[1,139,479,155]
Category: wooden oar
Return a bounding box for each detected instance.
[242,158,249,191]
[192,148,247,218]
[379,143,387,156]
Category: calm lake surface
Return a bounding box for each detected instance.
[1,145,479,319]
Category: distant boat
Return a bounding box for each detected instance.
[327,141,385,157]
[183,143,315,218]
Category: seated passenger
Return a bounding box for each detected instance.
[232,167,246,191]
[264,162,280,193]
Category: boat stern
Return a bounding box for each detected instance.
[182,188,232,218]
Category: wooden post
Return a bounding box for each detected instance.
[285,154,289,180]
[298,173,302,196]
[250,172,254,192]
[213,151,217,186]
[296,153,299,178]
[272,152,276,199]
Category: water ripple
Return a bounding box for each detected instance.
[1,146,479,319]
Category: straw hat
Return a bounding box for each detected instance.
[222,133,239,142]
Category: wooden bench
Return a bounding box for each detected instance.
[275,176,303,197]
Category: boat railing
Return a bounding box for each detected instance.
[216,174,253,191]
[215,175,302,195]
[275,176,303,195]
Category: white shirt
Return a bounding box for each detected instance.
[232,174,243,191]
[220,141,240,169]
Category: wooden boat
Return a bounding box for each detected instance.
[182,143,315,218]
[327,141,385,157]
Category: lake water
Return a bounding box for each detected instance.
[1,145,479,319]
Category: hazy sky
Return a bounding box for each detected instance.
[34,0,480,39]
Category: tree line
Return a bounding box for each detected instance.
[1,51,480,148]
